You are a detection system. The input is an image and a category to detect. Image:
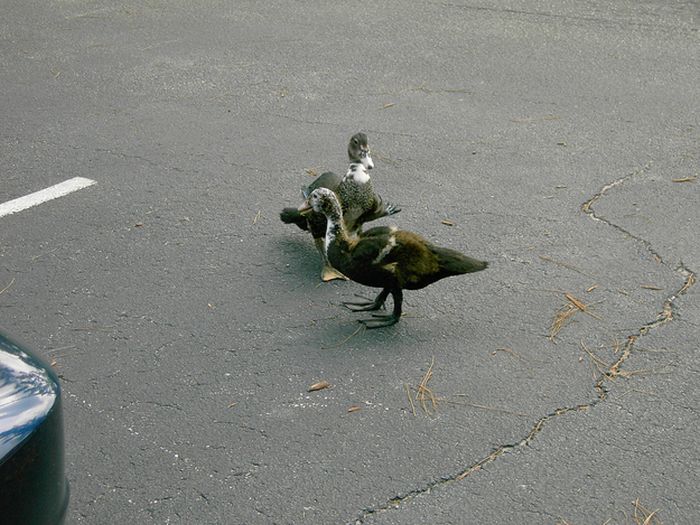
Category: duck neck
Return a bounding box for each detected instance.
[344,163,370,185]
[323,207,348,255]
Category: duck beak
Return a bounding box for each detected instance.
[365,154,374,170]
[297,200,313,216]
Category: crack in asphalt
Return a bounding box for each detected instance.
[435,2,697,34]
[582,161,696,400]
[581,161,665,263]
[351,162,697,524]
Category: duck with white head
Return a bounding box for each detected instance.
[280,133,399,281]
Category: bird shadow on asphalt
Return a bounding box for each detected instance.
[268,233,470,358]
[270,235,320,286]
[269,235,426,351]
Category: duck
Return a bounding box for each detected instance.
[280,133,400,281]
[299,187,488,328]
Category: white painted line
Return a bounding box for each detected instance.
[0,177,97,218]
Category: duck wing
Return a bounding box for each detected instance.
[353,194,401,228]
[302,171,341,198]
[346,227,397,266]
[358,225,396,239]
[428,244,489,276]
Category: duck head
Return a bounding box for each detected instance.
[348,132,374,170]
[298,187,341,219]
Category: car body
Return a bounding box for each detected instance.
[0,331,69,525]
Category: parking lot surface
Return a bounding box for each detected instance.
[2,1,698,523]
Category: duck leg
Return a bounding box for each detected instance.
[343,288,390,312]
[358,289,402,329]
[315,237,348,282]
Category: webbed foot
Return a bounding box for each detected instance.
[358,313,400,329]
[321,265,348,282]
[342,293,386,312]
[385,202,401,216]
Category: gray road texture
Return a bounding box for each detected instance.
[1,1,698,524]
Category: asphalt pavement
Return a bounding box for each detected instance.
[1,1,698,524]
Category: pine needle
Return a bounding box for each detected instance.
[632,498,662,525]
[539,255,589,275]
[549,303,577,341]
[580,340,609,374]
[404,383,416,416]
[447,397,528,417]
[322,323,365,349]
[415,356,438,415]
[0,278,15,295]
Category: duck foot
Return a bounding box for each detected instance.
[358,313,400,329]
[321,266,349,282]
[342,294,386,312]
[343,290,389,312]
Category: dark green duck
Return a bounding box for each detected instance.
[280,133,400,281]
[301,187,488,328]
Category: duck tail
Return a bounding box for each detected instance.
[280,208,309,231]
[432,246,488,275]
